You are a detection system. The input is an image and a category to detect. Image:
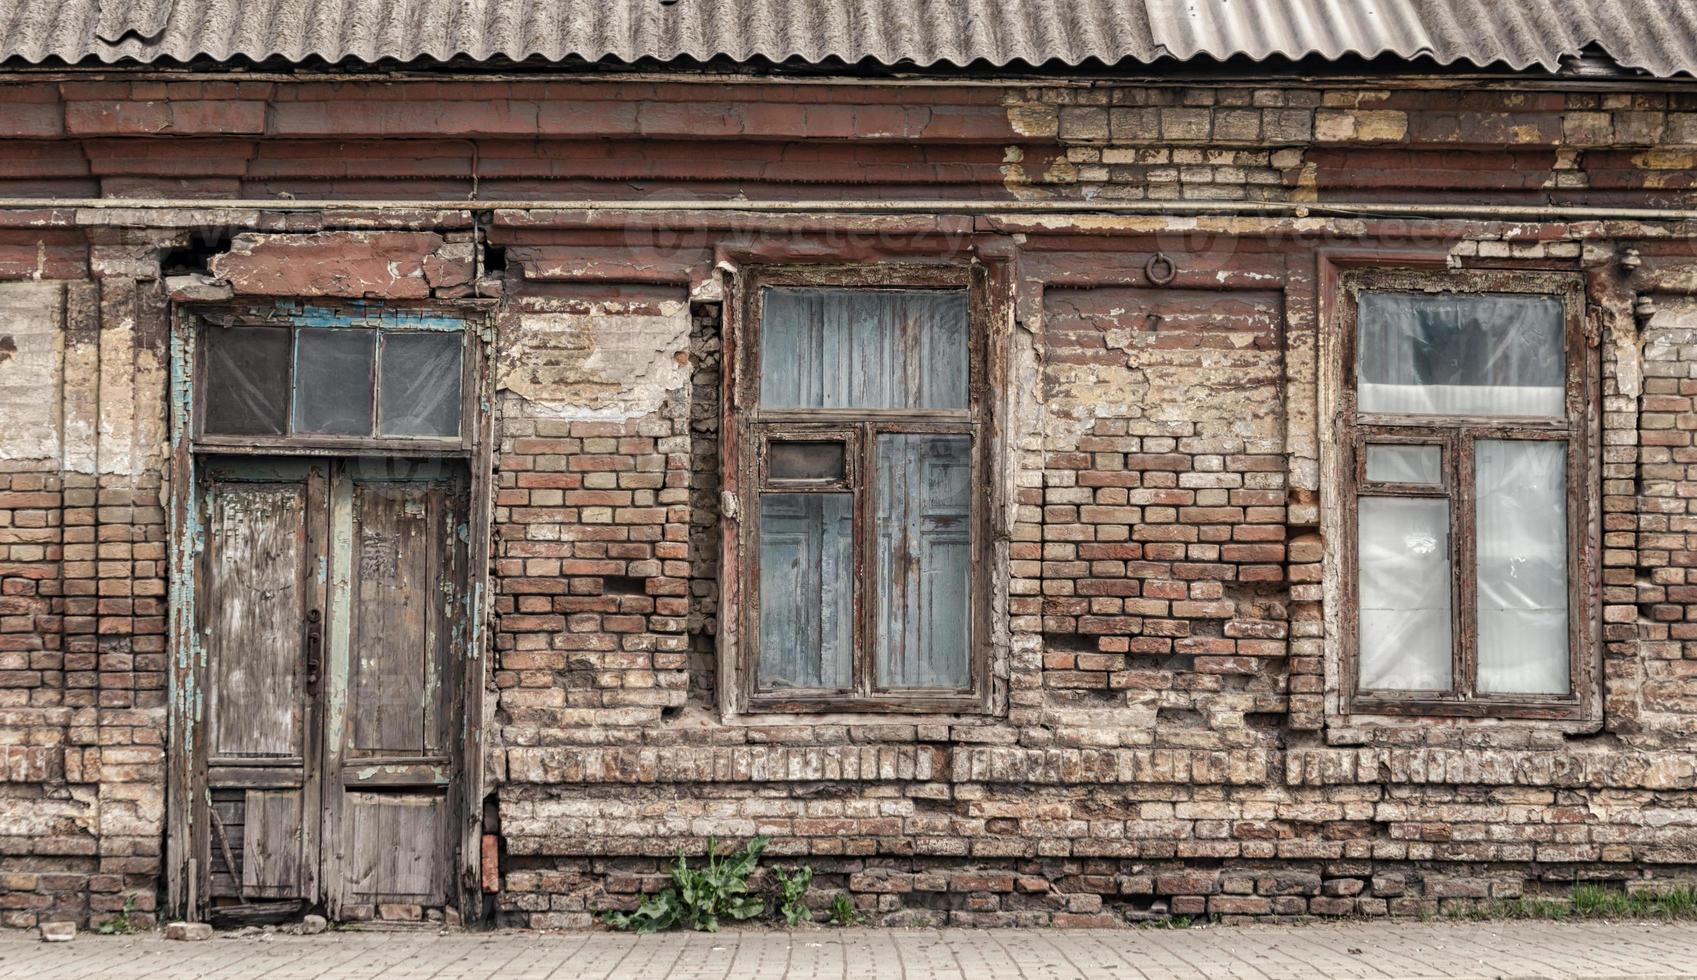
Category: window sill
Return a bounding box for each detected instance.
[1344,692,1588,723]
[721,710,1002,730]
[741,694,990,718]
[192,435,471,457]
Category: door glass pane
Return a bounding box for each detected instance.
[768,440,847,483]
[1358,496,1452,691]
[1476,439,1569,694]
[1357,292,1564,417]
[875,434,971,690]
[757,493,853,691]
[294,329,375,436]
[1365,444,1442,485]
[760,288,968,409]
[203,327,290,435]
[379,332,463,438]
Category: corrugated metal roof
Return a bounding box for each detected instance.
[1,0,1693,76]
[1149,0,1697,76]
[5,0,1161,68]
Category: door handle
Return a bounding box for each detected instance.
[305,609,322,693]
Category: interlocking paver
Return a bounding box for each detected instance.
[2,921,1696,980]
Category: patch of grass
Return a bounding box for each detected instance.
[1572,884,1697,919]
[1445,885,1697,922]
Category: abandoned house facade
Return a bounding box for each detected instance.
[3,0,1697,931]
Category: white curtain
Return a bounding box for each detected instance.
[1475,440,1569,694]
[759,289,968,410]
[1359,382,1563,417]
[1357,292,1565,418]
[1358,496,1452,691]
[1364,444,1441,485]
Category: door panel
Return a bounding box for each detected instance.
[199,459,326,906]
[205,481,308,759]
[350,482,436,756]
[324,461,468,917]
[195,456,466,920]
[242,790,308,896]
[206,790,247,897]
[343,794,451,906]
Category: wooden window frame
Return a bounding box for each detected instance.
[190,304,478,458]
[1338,268,1599,721]
[726,263,995,715]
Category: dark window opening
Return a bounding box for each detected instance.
[162,230,233,277]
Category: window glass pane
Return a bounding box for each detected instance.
[1476,439,1569,695]
[1358,497,1452,691]
[202,327,289,435]
[1358,292,1564,417]
[293,329,375,436]
[875,434,971,690]
[379,332,463,438]
[760,288,968,409]
[1365,444,1441,485]
[768,440,846,483]
[758,493,853,691]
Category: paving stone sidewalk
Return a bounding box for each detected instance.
[3,920,1696,979]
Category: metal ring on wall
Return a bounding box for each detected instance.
[1145,251,1177,286]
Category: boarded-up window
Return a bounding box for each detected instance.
[760,290,968,410]
[1344,275,1592,719]
[740,280,984,711]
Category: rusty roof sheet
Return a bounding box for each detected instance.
[2,0,1695,76]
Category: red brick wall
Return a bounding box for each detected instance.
[0,74,1695,929]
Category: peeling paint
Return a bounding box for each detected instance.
[497,300,691,420]
[209,231,475,300]
[294,302,465,332]
[0,282,65,462]
[1041,286,1285,445]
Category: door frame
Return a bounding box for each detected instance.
[164,300,497,923]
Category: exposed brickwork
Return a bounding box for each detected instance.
[492,410,695,735]
[685,303,722,706]
[1633,301,1697,739]
[0,465,166,929]
[1008,86,1697,206]
[1033,420,1288,692]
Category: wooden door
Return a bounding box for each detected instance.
[198,458,328,913]
[196,457,468,922]
[322,458,469,920]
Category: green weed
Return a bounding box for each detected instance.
[774,866,814,927]
[826,892,861,926]
[603,836,768,934]
[95,896,138,935]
